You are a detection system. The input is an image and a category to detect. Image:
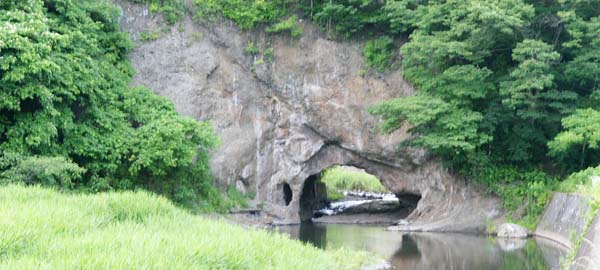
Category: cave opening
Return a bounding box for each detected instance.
[299,174,328,221]
[298,165,421,223]
[283,182,293,206]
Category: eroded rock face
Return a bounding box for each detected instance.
[116,1,502,229]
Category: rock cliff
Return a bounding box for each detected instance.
[116,1,502,229]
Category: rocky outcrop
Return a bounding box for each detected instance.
[535,193,591,249]
[116,1,502,229]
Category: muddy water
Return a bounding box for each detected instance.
[277,223,568,270]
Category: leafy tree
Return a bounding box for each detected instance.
[369,94,491,161]
[499,40,578,161]
[548,108,600,168]
[0,0,221,208]
[304,0,389,37]
[501,40,562,121]
[195,0,293,30]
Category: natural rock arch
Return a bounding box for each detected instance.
[296,164,423,222]
[118,0,503,232]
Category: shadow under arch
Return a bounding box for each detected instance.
[297,164,422,222]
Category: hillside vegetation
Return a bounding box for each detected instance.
[0,185,374,270]
[0,0,226,210]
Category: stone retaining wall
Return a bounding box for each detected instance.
[535,193,591,249]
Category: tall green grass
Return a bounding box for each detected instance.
[558,165,600,208]
[320,166,388,200]
[0,185,375,270]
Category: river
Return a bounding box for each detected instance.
[277,223,568,270]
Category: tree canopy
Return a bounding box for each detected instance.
[0,0,221,209]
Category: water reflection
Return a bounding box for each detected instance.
[276,223,568,270]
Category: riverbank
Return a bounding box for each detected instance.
[0,185,377,270]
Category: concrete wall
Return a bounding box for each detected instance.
[571,212,600,270]
[535,193,591,249]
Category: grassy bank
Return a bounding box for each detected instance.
[320,166,388,200]
[0,185,375,270]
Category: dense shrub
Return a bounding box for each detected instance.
[306,0,389,38]
[127,0,185,24]
[363,36,394,71]
[465,165,557,229]
[194,0,292,30]
[0,0,221,209]
[0,153,85,188]
[266,15,303,38]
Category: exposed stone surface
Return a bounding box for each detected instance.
[116,1,503,229]
[571,213,600,270]
[497,223,529,238]
[535,193,591,249]
[343,200,401,214]
[313,199,411,224]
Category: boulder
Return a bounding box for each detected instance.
[344,200,401,214]
[497,223,529,238]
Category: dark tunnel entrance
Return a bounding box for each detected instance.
[283,182,293,206]
[298,166,421,223]
[395,192,422,211]
[299,174,328,221]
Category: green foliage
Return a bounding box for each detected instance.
[363,36,394,71]
[370,94,490,161]
[549,108,600,169]
[558,165,600,195]
[306,0,389,37]
[320,166,387,200]
[139,29,161,41]
[0,185,377,270]
[361,0,600,174]
[245,41,260,55]
[225,185,250,208]
[0,153,85,188]
[0,0,222,208]
[127,0,185,24]
[194,0,292,30]
[267,15,303,38]
[264,47,274,62]
[501,40,577,129]
[465,165,557,230]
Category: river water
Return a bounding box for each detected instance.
[277,223,568,270]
